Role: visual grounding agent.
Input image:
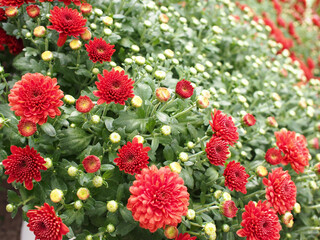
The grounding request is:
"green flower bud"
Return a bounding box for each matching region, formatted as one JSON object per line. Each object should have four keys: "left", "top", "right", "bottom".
{"left": 107, "top": 200, "right": 118, "bottom": 212}
{"left": 6, "top": 204, "right": 14, "bottom": 213}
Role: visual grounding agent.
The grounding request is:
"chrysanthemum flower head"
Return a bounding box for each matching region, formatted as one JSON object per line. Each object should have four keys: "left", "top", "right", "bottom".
{"left": 93, "top": 69, "right": 135, "bottom": 105}
{"left": 2, "top": 145, "right": 47, "bottom": 190}
{"left": 85, "top": 37, "right": 115, "bottom": 63}
{"left": 26, "top": 5, "right": 40, "bottom": 18}
{"left": 221, "top": 200, "right": 238, "bottom": 218}
{"left": 175, "top": 79, "right": 194, "bottom": 99}
{"left": 127, "top": 165, "right": 189, "bottom": 232}
{"left": 223, "top": 161, "right": 249, "bottom": 194}
{"left": 237, "top": 201, "right": 281, "bottom": 240}
{"left": 275, "top": 129, "right": 309, "bottom": 173}
{"left": 17, "top": 119, "right": 37, "bottom": 137}
{"left": 263, "top": 167, "right": 296, "bottom": 215}
{"left": 48, "top": 6, "right": 87, "bottom": 47}
{"left": 58, "top": 0, "right": 82, "bottom": 6}
{"left": 205, "top": 135, "right": 230, "bottom": 166}
{"left": 265, "top": 147, "right": 283, "bottom": 165}
{"left": 0, "top": 0, "right": 34, "bottom": 7}
{"left": 114, "top": 137, "right": 151, "bottom": 175}
{"left": 242, "top": 113, "right": 256, "bottom": 126}
{"left": 82, "top": 155, "right": 101, "bottom": 173}
{"left": 175, "top": 233, "right": 197, "bottom": 240}
{"left": 27, "top": 203, "right": 69, "bottom": 240}
{"left": 210, "top": 109, "right": 239, "bottom": 146}
{"left": 76, "top": 95, "right": 94, "bottom": 113}
{"left": 8, "top": 73, "right": 64, "bottom": 125}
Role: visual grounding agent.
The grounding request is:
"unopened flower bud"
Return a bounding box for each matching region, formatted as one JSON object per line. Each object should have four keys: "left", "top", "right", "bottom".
{"left": 50, "top": 189, "right": 64, "bottom": 203}
{"left": 92, "top": 68, "right": 100, "bottom": 75}
{"left": 131, "top": 96, "right": 143, "bottom": 108}
{"left": 131, "top": 45, "right": 140, "bottom": 53}
{"left": 106, "top": 224, "right": 115, "bottom": 233}
{"left": 197, "top": 96, "right": 209, "bottom": 109}
{"left": 110, "top": 132, "right": 121, "bottom": 143}
{"left": 91, "top": 115, "right": 100, "bottom": 124}
{"left": 5, "top": 7, "right": 18, "bottom": 17}
{"left": 64, "top": 94, "right": 75, "bottom": 105}
{"left": 67, "top": 166, "right": 78, "bottom": 177}
{"left": 41, "top": 51, "right": 53, "bottom": 61}
{"left": 309, "top": 180, "right": 318, "bottom": 190}
{"left": 74, "top": 200, "right": 83, "bottom": 210}
{"left": 208, "top": 232, "right": 217, "bottom": 240}
{"left": 169, "top": 162, "right": 182, "bottom": 174}
{"left": 44, "top": 158, "right": 53, "bottom": 169}
{"left": 33, "top": 26, "right": 46, "bottom": 37}
{"left": 90, "top": 23, "right": 97, "bottom": 30}
{"left": 164, "top": 226, "right": 178, "bottom": 239}
{"left": 80, "top": 3, "right": 92, "bottom": 15}
{"left": 222, "top": 224, "right": 230, "bottom": 232}
{"left": 164, "top": 49, "right": 174, "bottom": 59}
{"left": 187, "top": 141, "right": 195, "bottom": 149}
{"left": 77, "top": 187, "right": 90, "bottom": 200}
{"left": 293, "top": 202, "right": 301, "bottom": 213}
{"left": 214, "top": 190, "right": 222, "bottom": 199}
{"left": 135, "top": 56, "right": 145, "bottom": 65}
{"left": 91, "top": 176, "right": 103, "bottom": 187}
{"left": 271, "top": 93, "right": 281, "bottom": 101}
{"left": 156, "top": 87, "right": 170, "bottom": 102}
{"left": 6, "top": 204, "right": 14, "bottom": 213}
{"left": 179, "top": 152, "right": 189, "bottom": 162}
{"left": 107, "top": 200, "right": 118, "bottom": 212}
{"left": 186, "top": 209, "right": 196, "bottom": 220}
{"left": 155, "top": 70, "right": 166, "bottom": 80}
{"left": 161, "top": 125, "right": 171, "bottom": 135}
{"left": 266, "top": 116, "right": 278, "bottom": 128}
{"left": 204, "top": 222, "right": 216, "bottom": 236}
{"left": 103, "top": 16, "right": 113, "bottom": 26}
{"left": 80, "top": 29, "right": 92, "bottom": 41}
{"left": 222, "top": 192, "right": 231, "bottom": 201}
{"left": 133, "top": 135, "right": 144, "bottom": 144}
{"left": 256, "top": 166, "right": 268, "bottom": 177}
{"left": 144, "top": 20, "right": 152, "bottom": 27}
{"left": 69, "top": 39, "right": 82, "bottom": 50}
{"left": 86, "top": 235, "right": 93, "bottom": 240}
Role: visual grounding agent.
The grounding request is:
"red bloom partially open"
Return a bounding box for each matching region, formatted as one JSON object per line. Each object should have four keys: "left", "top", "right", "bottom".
{"left": 114, "top": 138, "right": 151, "bottom": 175}
{"left": 210, "top": 109, "right": 239, "bottom": 146}
{"left": 85, "top": 37, "right": 115, "bottom": 63}
{"left": 223, "top": 161, "right": 249, "bottom": 194}
{"left": 275, "top": 129, "right": 309, "bottom": 173}
{"left": 263, "top": 167, "right": 296, "bottom": 215}
{"left": 127, "top": 166, "right": 189, "bottom": 232}
{"left": 18, "top": 119, "right": 37, "bottom": 137}
{"left": 76, "top": 95, "right": 94, "bottom": 113}
{"left": 175, "top": 79, "right": 194, "bottom": 99}
{"left": 82, "top": 155, "right": 101, "bottom": 173}
{"left": 27, "top": 203, "right": 69, "bottom": 240}
{"left": 242, "top": 113, "right": 256, "bottom": 126}
{"left": 205, "top": 135, "right": 230, "bottom": 166}
{"left": 2, "top": 145, "right": 47, "bottom": 190}
{"left": 58, "top": 0, "right": 82, "bottom": 5}
{"left": 8, "top": 73, "right": 64, "bottom": 125}
{"left": 222, "top": 200, "right": 238, "bottom": 218}
{"left": 0, "top": 0, "right": 34, "bottom": 7}
{"left": 48, "top": 6, "right": 87, "bottom": 47}
{"left": 237, "top": 201, "right": 281, "bottom": 240}
{"left": 26, "top": 5, "right": 40, "bottom": 18}
{"left": 94, "top": 69, "right": 135, "bottom": 105}
{"left": 265, "top": 147, "right": 283, "bottom": 165}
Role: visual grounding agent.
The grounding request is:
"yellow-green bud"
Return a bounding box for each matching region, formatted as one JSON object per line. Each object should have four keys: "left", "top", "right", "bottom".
{"left": 222, "top": 224, "right": 230, "bottom": 232}
{"left": 64, "top": 94, "right": 75, "bottom": 105}
{"left": 44, "top": 158, "right": 53, "bottom": 169}
{"left": 133, "top": 135, "right": 144, "bottom": 144}
{"left": 161, "top": 125, "right": 171, "bottom": 135}
{"left": 77, "top": 187, "right": 90, "bottom": 200}
{"left": 74, "top": 200, "right": 83, "bottom": 210}
{"left": 110, "top": 132, "right": 121, "bottom": 143}
{"left": 93, "top": 176, "right": 103, "bottom": 188}
{"left": 6, "top": 204, "right": 14, "bottom": 213}
{"left": 293, "top": 202, "right": 301, "bottom": 214}
{"left": 69, "top": 39, "right": 82, "bottom": 50}
{"left": 107, "top": 200, "right": 118, "bottom": 212}
{"left": 106, "top": 224, "right": 115, "bottom": 233}
{"left": 164, "top": 49, "right": 174, "bottom": 59}
{"left": 131, "top": 96, "right": 143, "bottom": 108}
{"left": 169, "top": 162, "right": 182, "bottom": 174}
{"left": 41, "top": 51, "right": 53, "bottom": 61}
{"left": 67, "top": 166, "right": 78, "bottom": 177}
{"left": 33, "top": 26, "right": 46, "bottom": 37}
{"left": 222, "top": 192, "right": 231, "bottom": 201}
{"left": 86, "top": 235, "right": 93, "bottom": 240}
{"left": 92, "top": 68, "right": 100, "bottom": 75}
{"left": 155, "top": 70, "right": 166, "bottom": 80}
{"left": 135, "top": 56, "right": 146, "bottom": 65}
{"left": 91, "top": 115, "right": 100, "bottom": 124}
{"left": 187, "top": 141, "right": 195, "bottom": 149}
{"left": 103, "top": 16, "right": 113, "bottom": 26}
{"left": 186, "top": 209, "right": 195, "bottom": 220}
{"left": 131, "top": 45, "right": 140, "bottom": 53}
{"left": 214, "top": 190, "right": 222, "bottom": 199}
{"left": 204, "top": 222, "right": 216, "bottom": 236}
{"left": 179, "top": 152, "right": 189, "bottom": 162}
{"left": 50, "top": 189, "right": 64, "bottom": 203}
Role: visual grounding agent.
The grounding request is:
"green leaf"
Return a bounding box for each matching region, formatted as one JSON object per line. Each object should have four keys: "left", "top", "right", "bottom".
{"left": 205, "top": 167, "right": 219, "bottom": 183}
{"left": 156, "top": 112, "right": 170, "bottom": 124}
{"left": 100, "top": 164, "right": 115, "bottom": 171}
{"left": 163, "top": 145, "right": 174, "bottom": 161}
{"left": 115, "top": 222, "right": 137, "bottom": 236}
{"left": 41, "top": 123, "right": 56, "bottom": 137}
{"left": 7, "top": 190, "right": 21, "bottom": 205}
{"left": 180, "top": 168, "right": 194, "bottom": 189}
{"left": 104, "top": 117, "right": 114, "bottom": 131}
{"left": 120, "top": 206, "right": 135, "bottom": 223}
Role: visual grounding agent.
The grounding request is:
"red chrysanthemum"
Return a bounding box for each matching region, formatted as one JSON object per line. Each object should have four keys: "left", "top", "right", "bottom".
{"left": 175, "top": 233, "right": 197, "bottom": 240}
{"left": 265, "top": 147, "right": 283, "bottom": 165}
{"left": 76, "top": 95, "right": 94, "bottom": 113}
{"left": 2, "top": 145, "right": 47, "bottom": 190}
{"left": 205, "top": 135, "right": 230, "bottom": 166}
{"left": 175, "top": 79, "right": 194, "bottom": 99}
{"left": 39, "top": 0, "right": 54, "bottom": 2}
{"left": 58, "top": 0, "right": 82, "bottom": 6}
{"left": 114, "top": 138, "right": 151, "bottom": 175}
{"left": 275, "top": 129, "right": 309, "bottom": 174}
{"left": 223, "top": 161, "right": 249, "bottom": 194}
{"left": 210, "top": 109, "right": 239, "bottom": 146}
{"left": 0, "top": 0, "right": 34, "bottom": 7}
{"left": 48, "top": 6, "right": 87, "bottom": 47}
{"left": 127, "top": 166, "right": 190, "bottom": 232}
{"left": 222, "top": 200, "right": 238, "bottom": 218}
{"left": 8, "top": 73, "right": 64, "bottom": 125}
{"left": 82, "top": 155, "right": 101, "bottom": 173}
{"left": 85, "top": 37, "right": 115, "bottom": 63}
{"left": 0, "top": 8, "right": 7, "bottom": 21}
{"left": 263, "top": 167, "right": 296, "bottom": 215}
{"left": 93, "top": 69, "right": 135, "bottom": 105}
{"left": 18, "top": 119, "right": 37, "bottom": 137}
{"left": 27, "top": 203, "right": 69, "bottom": 240}
{"left": 0, "top": 27, "right": 8, "bottom": 45}
{"left": 26, "top": 5, "right": 40, "bottom": 18}
{"left": 237, "top": 201, "right": 281, "bottom": 240}
{"left": 242, "top": 113, "right": 256, "bottom": 126}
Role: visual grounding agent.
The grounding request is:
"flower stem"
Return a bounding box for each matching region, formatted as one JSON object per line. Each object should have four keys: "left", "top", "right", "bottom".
{"left": 305, "top": 204, "right": 320, "bottom": 209}
{"left": 158, "top": 95, "right": 176, "bottom": 112}
{"left": 189, "top": 151, "right": 205, "bottom": 159}
{"left": 189, "top": 222, "right": 202, "bottom": 228}
{"left": 196, "top": 205, "right": 219, "bottom": 214}
{"left": 243, "top": 189, "right": 265, "bottom": 200}
{"left": 295, "top": 227, "right": 320, "bottom": 233}
{"left": 172, "top": 103, "right": 196, "bottom": 118}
